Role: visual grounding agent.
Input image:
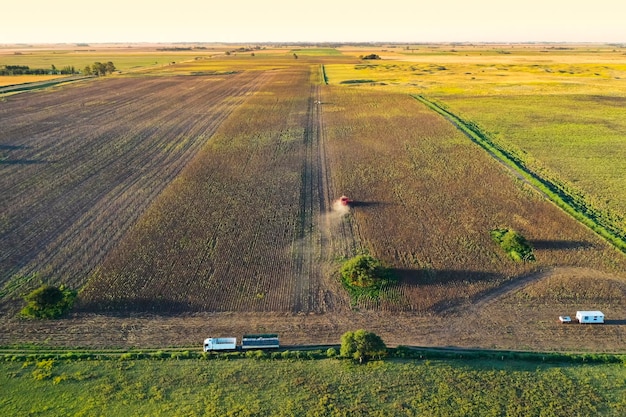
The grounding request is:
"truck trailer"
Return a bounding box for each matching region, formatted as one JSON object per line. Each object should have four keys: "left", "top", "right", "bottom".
{"left": 241, "top": 334, "right": 280, "bottom": 350}
{"left": 203, "top": 337, "right": 238, "bottom": 352}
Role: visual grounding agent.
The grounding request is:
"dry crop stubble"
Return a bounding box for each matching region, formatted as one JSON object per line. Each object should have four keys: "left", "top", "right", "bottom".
{"left": 0, "top": 72, "right": 268, "bottom": 308}
{"left": 78, "top": 65, "right": 349, "bottom": 313}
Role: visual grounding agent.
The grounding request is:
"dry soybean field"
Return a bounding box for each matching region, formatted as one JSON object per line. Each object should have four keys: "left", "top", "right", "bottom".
{"left": 1, "top": 47, "right": 626, "bottom": 352}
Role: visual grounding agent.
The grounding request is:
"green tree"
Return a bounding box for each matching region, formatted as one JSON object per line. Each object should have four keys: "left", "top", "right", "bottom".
{"left": 340, "top": 330, "right": 387, "bottom": 363}
{"left": 490, "top": 228, "right": 535, "bottom": 262}
{"left": 20, "top": 284, "right": 77, "bottom": 319}
{"left": 92, "top": 62, "right": 107, "bottom": 76}
{"left": 340, "top": 254, "right": 389, "bottom": 288}
{"left": 105, "top": 61, "right": 116, "bottom": 74}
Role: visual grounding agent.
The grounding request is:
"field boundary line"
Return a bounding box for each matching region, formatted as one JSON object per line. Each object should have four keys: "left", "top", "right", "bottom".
{"left": 412, "top": 94, "right": 626, "bottom": 255}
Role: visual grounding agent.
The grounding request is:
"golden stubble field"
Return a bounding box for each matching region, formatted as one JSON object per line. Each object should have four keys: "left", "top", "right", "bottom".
{"left": 1, "top": 47, "right": 625, "bottom": 352}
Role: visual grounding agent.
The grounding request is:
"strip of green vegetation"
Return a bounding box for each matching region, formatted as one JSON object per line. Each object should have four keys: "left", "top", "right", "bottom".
{"left": 340, "top": 79, "right": 376, "bottom": 84}
{"left": 2, "top": 350, "right": 626, "bottom": 416}
{"left": 413, "top": 95, "right": 626, "bottom": 254}
{"left": 320, "top": 64, "right": 328, "bottom": 85}
{"left": 3, "top": 345, "right": 626, "bottom": 365}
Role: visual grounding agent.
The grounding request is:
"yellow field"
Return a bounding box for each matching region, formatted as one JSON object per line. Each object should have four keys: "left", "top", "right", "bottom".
{"left": 0, "top": 74, "right": 65, "bottom": 87}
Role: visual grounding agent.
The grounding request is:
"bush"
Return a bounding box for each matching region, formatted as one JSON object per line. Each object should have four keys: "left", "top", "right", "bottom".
{"left": 340, "top": 330, "right": 387, "bottom": 363}
{"left": 340, "top": 255, "right": 392, "bottom": 288}
{"left": 339, "top": 255, "right": 396, "bottom": 302}
{"left": 20, "top": 284, "right": 77, "bottom": 319}
{"left": 490, "top": 228, "right": 535, "bottom": 262}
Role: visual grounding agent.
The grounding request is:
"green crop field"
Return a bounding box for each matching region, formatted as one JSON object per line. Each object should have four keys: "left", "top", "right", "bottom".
{"left": 2, "top": 355, "right": 626, "bottom": 416}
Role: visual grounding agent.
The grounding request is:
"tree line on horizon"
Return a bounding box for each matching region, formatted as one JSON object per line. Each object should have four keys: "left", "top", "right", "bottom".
{"left": 0, "top": 62, "right": 116, "bottom": 77}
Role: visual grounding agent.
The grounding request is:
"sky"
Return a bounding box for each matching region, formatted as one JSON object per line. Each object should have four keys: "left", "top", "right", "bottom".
{"left": 2, "top": 0, "right": 625, "bottom": 44}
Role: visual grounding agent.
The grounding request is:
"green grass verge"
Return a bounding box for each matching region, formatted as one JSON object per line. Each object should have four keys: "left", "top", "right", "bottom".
{"left": 2, "top": 348, "right": 626, "bottom": 416}
{"left": 413, "top": 94, "right": 626, "bottom": 254}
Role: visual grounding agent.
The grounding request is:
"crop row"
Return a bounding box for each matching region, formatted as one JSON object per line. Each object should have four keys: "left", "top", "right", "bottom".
{"left": 0, "top": 72, "right": 268, "bottom": 301}
{"left": 78, "top": 66, "right": 338, "bottom": 313}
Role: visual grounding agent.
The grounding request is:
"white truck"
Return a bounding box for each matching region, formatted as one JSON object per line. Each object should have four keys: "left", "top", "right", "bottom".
{"left": 203, "top": 337, "right": 237, "bottom": 352}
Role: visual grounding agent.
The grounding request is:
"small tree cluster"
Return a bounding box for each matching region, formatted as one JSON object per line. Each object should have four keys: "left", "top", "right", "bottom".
{"left": 20, "top": 284, "right": 77, "bottom": 319}
{"left": 1, "top": 65, "right": 77, "bottom": 76}
{"left": 83, "top": 61, "right": 116, "bottom": 76}
{"left": 340, "top": 330, "right": 387, "bottom": 363}
{"left": 360, "top": 54, "right": 381, "bottom": 60}
{"left": 490, "top": 228, "right": 536, "bottom": 262}
{"left": 340, "top": 254, "right": 393, "bottom": 288}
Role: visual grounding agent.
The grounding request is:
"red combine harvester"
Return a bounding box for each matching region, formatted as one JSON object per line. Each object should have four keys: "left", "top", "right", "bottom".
{"left": 339, "top": 196, "right": 353, "bottom": 206}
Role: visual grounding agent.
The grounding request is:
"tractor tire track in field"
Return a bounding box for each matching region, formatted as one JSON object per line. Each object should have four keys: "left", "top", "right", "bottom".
{"left": 293, "top": 74, "right": 359, "bottom": 313}
{"left": 293, "top": 83, "right": 325, "bottom": 313}
{"left": 0, "top": 72, "right": 268, "bottom": 297}
{"left": 314, "top": 77, "right": 360, "bottom": 311}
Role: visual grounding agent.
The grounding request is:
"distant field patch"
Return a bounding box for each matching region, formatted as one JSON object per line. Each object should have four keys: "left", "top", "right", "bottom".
{"left": 0, "top": 75, "right": 64, "bottom": 87}
{"left": 291, "top": 48, "right": 343, "bottom": 56}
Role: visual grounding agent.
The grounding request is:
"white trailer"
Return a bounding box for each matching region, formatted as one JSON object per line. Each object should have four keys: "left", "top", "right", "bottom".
{"left": 203, "top": 337, "right": 237, "bottom": 352}
{"left": 575, "top": 311, "right": 605, "bottom": 324}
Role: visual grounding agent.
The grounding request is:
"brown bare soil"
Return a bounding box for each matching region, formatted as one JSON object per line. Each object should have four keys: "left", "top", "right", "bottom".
{"left": 2, "top": 267, "right": 626, "bottom": 352}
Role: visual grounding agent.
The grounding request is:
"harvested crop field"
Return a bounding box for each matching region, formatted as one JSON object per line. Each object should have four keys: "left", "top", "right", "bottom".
{"left": 0, "top": 72, "right": 269, "bottom": 304}
{"left": 76, "top": 65, "right": 353, "bottom": 313}
{"left": 1, "top": 52, "right": 626, "bottom": 352}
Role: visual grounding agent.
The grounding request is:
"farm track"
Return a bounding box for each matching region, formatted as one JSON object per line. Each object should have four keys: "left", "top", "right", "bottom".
{"left": 292, "top": 84, "right": 319, "bottom": 312}
{"left": 0, "top": 72, "right": 269, "bottom": 297}
{"left": 293, "top": 78, "right": 358, "bottom": 313}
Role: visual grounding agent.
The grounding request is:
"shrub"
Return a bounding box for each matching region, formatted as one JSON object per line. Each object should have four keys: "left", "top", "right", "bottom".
{"left": 20, "top": 284, "right": 77, "bottom": 319}
{"left": 490, "top": 228, "right": 535, "bottom": 262}
{"left": 339, "top": 255, "right": 396, "bottom": 302}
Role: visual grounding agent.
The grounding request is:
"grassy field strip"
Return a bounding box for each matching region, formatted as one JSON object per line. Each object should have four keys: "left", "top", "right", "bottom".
{"left": 413, "top": 94, "right": 626, "bottom": 255}
{"left": 1, "top": 354, "right": 624, "bottom": 416}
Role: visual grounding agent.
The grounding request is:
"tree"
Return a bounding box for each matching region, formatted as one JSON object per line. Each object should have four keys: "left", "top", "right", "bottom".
{"left": 83, "top": 65, "right": 92, "bottom": 75}
{"left": 340, "top": 254, "right": 389, "bottom": 288}
{"left": 20, "top": 284, "right": 77, "bottom": 319}
{"left": 490, "top": 228, "right": 535, "bottom": 262}
{"left": 340, "top": 330, "right": 387, "bottom": 363}
{"left": 105, "top": 61, "right": 116, "bottom": 74}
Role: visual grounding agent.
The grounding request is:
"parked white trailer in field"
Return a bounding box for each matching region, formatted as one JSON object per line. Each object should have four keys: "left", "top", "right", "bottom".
{"left": 576, "top": 311, "right": 605, "bottom": 324}
{"left": 204, "top": 337, "right": 237, "bottom": 351}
